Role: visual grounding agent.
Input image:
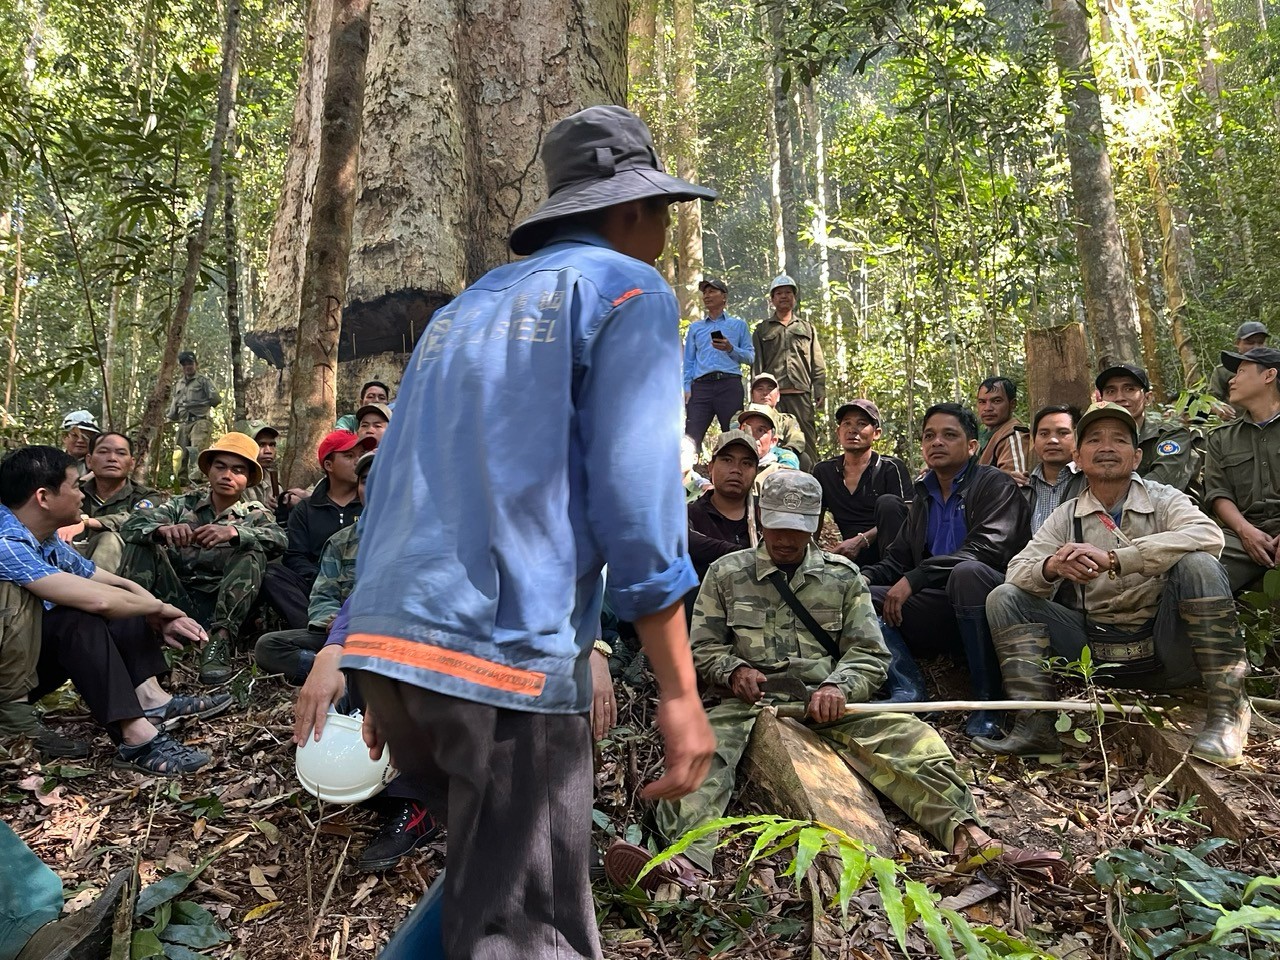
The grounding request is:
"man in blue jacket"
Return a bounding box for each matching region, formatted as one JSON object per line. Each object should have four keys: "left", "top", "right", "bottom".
{"left": 342, "top": 106, "right": 717, "bottom": 959}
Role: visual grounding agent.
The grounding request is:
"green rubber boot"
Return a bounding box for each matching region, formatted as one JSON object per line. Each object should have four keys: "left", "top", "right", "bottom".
{"left": 971, "top": 625, "right": 1063, "bottom": 762}
{"left": 1184, "top": 598, "right": 1250, "bottom": 766}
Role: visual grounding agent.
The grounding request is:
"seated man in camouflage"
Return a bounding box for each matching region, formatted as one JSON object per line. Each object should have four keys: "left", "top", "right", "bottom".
{"left": 976, "top": 403, "right": 1248, "bottom": 766}
{"left": 57, "top": 432, "right": 163, "bottom": 574}
{"left": 121, "top": 433, "right": 286, "bottom": 685}
{"left": 735, "top": 404, "right": 798, "bottom": 494}
{"left": 748, "top": 373, "right": 806, "bottom": 466}
{"left": 241, "top": 421, "right": 283, "bottom": 516}
{"left": 255, "top": 449, "right": 371, "bottom": 683}
{"left": 605, "top": 471, "right": 1005, "bottom": 889}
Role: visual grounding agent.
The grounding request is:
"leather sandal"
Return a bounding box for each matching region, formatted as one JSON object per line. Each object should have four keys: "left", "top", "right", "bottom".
{"left": 604, "top": 840, "right": 703, "bottom": 894}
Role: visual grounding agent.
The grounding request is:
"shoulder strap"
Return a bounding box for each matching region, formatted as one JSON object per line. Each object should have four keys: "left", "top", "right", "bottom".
{"left": 764, "top": 570, "right": 841, "bottom": 661}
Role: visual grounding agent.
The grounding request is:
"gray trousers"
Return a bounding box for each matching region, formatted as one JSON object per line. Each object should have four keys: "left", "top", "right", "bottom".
{"left": 354, "top": 673, "right": 600, "bottom": 960}
{"left": 254, "top": 628, "right": 324, "bottom": 680}
{"left": 985, "top": 552, "right": 1230, "bottom": 689}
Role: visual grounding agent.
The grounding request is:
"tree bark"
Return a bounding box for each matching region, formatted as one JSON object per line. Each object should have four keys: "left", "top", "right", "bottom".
{"left": 1046, "top": 0, "right": 1141, "bottom": 368}
{"left": 4, "top": 203, "right": 21, "bottom": 418}
{"left": 279, "top": 0, "right": 370, "bottom": 489}
{"left": 672, "top": 0, "right": 703, "bottom": 319}
{"left": 225, "top": 150, "right": 247, "bottom": 423}
{"left": 132, "top": 0, "right": 241, "bottom": 478}
{"left": 802, "top": 81, "right": 832, "bottom": 335}
{"left": 1125, "top": 228, "right": 1165, "bottom": 399}
{"left": 767, "top": 1, "right": 800, "bottom": 276}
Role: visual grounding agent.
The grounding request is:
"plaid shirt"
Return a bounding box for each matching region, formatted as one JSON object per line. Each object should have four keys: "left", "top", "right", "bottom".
{"left": 0, "top": 505, "right": 96, "bottom": 609}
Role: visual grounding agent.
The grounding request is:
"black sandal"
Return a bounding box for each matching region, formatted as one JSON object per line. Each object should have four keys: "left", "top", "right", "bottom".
{"left": 113, "top": 733, "right": 210, "bottom": 775}
{"left": 142, "top": 693, "right": 232, "bottom": 731}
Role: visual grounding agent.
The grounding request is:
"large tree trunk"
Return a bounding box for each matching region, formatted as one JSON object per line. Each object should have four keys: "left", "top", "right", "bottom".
{"left": 279, "top": 0, "right": 370, "bottom": 489}
{"left": 1046, "top": 0, "right": 1140, "bottom": 368}
{"left": 672, "top": 0, "right": 703, "bottom": 319}
{"left": 133, "top": 0, "right": 240, "bottom": 478}
{"left": 1125, "top": 228, "right": 1166, "bottom": 399}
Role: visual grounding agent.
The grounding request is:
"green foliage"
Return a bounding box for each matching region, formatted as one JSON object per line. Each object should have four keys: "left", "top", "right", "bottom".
{"left": 1237, "top": 567, "right": 1280, "bottom": 667}
{"left": 1095, "top": 838, "right": 1280, "bottom": 959}
{"left": 641, "top": 814, "right": 1052, "bottom": 957}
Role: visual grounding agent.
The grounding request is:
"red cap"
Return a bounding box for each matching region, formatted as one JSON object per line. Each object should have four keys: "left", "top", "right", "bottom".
{"left": 317, "top": 430, "right": 376, "bottom": 466}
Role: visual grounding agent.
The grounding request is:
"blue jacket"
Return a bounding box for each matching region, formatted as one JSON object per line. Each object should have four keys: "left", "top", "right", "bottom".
{"left": 682, "top": 315, "right": 753, "bottom": 391}
{"left": 342, "top": 231, "right": 698, "bottom": 714}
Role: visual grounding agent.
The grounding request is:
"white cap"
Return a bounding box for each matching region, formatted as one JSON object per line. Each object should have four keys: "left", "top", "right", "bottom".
{"left": 61, "top": 410, "right": 101, "bottom": 434}
{"left": 768, "top": 274, "right": 798, "bottom": 296}
{"left": 295, "top": 712, "right": 397, "bottom": 804}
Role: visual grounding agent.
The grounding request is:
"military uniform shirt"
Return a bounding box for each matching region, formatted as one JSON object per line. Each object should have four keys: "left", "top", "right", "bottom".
{"left": 1136, "top": 412, "right": 1196, "bottom": 492}
{"left": 1204, "top": 413, "right": 1280, "bottom": 527}
{"left": 166, "top": 373, "right": 222, "bottom": 420}
{"left": 691, "top": 542, "right": 888, "bottom": 702}
{"left": 309, "top": 522, "right": 360, "bottom": 629}
{"left": 751, "top": 315, "right": 827, "bottom": 402}
{"left": 79, "top": 478, "right": 164, "bottom": 533}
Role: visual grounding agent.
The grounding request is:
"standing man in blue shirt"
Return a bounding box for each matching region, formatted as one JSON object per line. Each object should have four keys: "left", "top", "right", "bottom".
{"left": 342, "top": 106, "right": 716, "bottom": 960}
{"left": 683, "top": 278, "right": 753, "bottom": 451}
{"left": 861, "top": 403, "right": 1030, "bottom": 737}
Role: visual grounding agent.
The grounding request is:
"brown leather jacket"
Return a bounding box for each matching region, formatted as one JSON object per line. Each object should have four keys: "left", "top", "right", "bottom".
{"left": 977, "top": 417, "right": 1030, "bottom": 477}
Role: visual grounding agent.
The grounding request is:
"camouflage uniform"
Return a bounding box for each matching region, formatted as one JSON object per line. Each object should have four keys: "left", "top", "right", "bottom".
{"left": 253, "top": 520, "right": 359, "bottom": 678}
{"left": 119, "top": 492, "right": 284, "bottom": 640}
{"left": 71, "top": 477, "right": 164, "bottom": 574}
{"left": 655, "top": 542, "right": 981, "bottom": 871}
{"left": 166, "top": 372, "right": 222, "bottom": 484}
{"left": 772, "top": 408, "right": 806, "bottom": 463}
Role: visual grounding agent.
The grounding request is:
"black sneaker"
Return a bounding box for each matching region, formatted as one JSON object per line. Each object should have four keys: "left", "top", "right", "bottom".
{"left": 198, "top": 632, "right": 233, "bottom": 685}
{"left": 0, "top": 701, "right": 90, "bottom": 759}
{"left": 357, "top": 800, "right": 440, "bottom": 872}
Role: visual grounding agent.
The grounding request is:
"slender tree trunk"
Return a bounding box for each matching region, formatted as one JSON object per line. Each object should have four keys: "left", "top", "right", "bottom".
{"left": 672, "top": 0, "right": 703, "bottom": 319}
{"left": 133, "top": 0, "right": 240, "bottom": 478}
{"left": 1046, "top": 0, "right": 1141, "bottom": 368}
{"left": 4, "top": 204, "right": 21, "bottom": 417}
{"left": 766, "top": 104, "right": 786, "bottom": 273}
{"left": 628, "top": 0, "right": 657, "bottom": 116}
{"left": 802, "top": 81, "right": 832, "bottom": 332}
{"left": 225, "top": 155, "right": 246, "bottom": 422}
{"left": 103, "top": 242, "right": 124, "bottom": 426}
{"left": 767, "top": 2, "right": 799, "bottom": 276}
{"left": 1125, "top": 228, "right": 1165, "bottom": 399}
{"left": 279, "top": 0, "right": 370, "bottom": 488}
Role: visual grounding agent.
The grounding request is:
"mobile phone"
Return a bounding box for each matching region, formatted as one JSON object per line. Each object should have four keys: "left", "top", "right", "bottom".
{"left": 711, "top": 330, "right": 725, "bottom": 340}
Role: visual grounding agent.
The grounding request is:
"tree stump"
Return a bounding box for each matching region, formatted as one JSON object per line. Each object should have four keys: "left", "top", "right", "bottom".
{"left": 1026, "top": 322, "right": 1093, "bottom": 415}
{"left": 741, "top": 710, "right": 897, "bottom": 856}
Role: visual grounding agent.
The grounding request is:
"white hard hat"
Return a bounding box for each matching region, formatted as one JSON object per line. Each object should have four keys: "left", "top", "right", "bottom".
{"left": 768, "top": 274, "right": 797, "bottom": 296}
{"left": 295, "top": 712, "right": 397, "bottom": 804}
{"left": 61, "top": 410, "right": 101, "bottom": 433}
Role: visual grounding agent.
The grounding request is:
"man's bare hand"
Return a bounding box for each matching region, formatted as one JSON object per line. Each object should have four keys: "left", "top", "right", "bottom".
{"left": 192, "top": 524, "right": 237, "bottom": 548}
{"left": 1050, "top": 542, "right": 1111, "bottom": 583}
{"left": 833, "top": 537, "right": 865, "bottom": 561}
{"left": 881, "top": 577, "right": 913, "bottom": 627}
{"left": 1009, "top": 470, "right": 1030, "bottom": 488}
{"left": 157, "top": 524, "right": 195, "bottom": 548}
{"left": 1237, "top": 523, "right": 1277, "bottom": 569}
{"left": 642, "top": 691, "right": 715, "bottom": 801}
{"left": 293, "top": 645, "right": 346, "bottom": 745}
{"left": 362, "top": 707, "right": 386, "bottom": 762}
{"left": 711, "top": 336, "right": 733, "bottom": 352}
{"left": 807, "top": 684, "right": 846, "bottom": 724}
{"left": 728, "top": 665, "right": 769, "bottom": 704}
{"left": 589, "top": 649, "right": 617, "bottom": 741}
{"left": 57, "top": 521, "right": 86, "bottom": 543}
{"left": 159, "top": 616, "right": 207, "bottom": 650}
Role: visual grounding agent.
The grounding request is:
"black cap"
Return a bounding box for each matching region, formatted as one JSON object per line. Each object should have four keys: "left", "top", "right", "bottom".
{"left": 1235, "top": 321, "right": 1270, "bottom": 341}
{"left": 178, "top": 351, "right": 196, "bottom": 364}
{"left": 1095, "top": 363, "right": 1150, "bottom": 392}
{"left": 1221, "top": 346, "right": 1280, "bottom": 373}
{"left": 834, "top": 399, "right": 882, "bottom": 426}
{"left": 508, "top": 106, "right": 718, "bottom": 256}
{"left": 698, "top": 278, "right": 728, "bottom": 295}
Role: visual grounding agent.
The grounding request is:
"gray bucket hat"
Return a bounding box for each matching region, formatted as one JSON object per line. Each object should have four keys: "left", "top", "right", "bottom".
{"left": 509, "top": 106, "right": 717, "bottom": 256}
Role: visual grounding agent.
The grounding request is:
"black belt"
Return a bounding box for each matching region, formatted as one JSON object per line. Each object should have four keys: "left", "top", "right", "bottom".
{"left": 694, "top": 372, "right": 741, "bottom": 383}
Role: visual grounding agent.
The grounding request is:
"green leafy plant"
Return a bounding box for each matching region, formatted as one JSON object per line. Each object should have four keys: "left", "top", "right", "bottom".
{"left": 637, "top": 814, "right": 1054, "bottom": 958}
{"left": 1237, "top": 568, "right": 1280, "bottom": 668}
{"left": 1095, "top": 838, "right": 1280, "bottom": 959}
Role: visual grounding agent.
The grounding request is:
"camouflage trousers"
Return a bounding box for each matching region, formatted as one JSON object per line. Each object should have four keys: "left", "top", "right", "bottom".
{"left": 174, "top": 417, "right": 213, "bottom": 485}
{"left": 0, "top": 581, "right": 41, "bottom": 703}
{"left": 986, "top": 551, "right": 1237, "bottom": 690}
{"left": 73, "top": 531, "right": 125, "bottom": 575}
{"left": 120, "top": 539, "right": 266, "bottom": 640}
{"left": 654, "top": 699, "right": 981, "bottom": 872}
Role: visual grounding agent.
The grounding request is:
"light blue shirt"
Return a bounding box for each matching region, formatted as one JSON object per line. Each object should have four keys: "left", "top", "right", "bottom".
{"left": 0, "top": 506, "right": 96, "bottom": 609}
{"left": 682, "top": 315, "right": 753, "bottom": 391}
{"left": 343, "top": 230, "right": 698, "bottom": 714}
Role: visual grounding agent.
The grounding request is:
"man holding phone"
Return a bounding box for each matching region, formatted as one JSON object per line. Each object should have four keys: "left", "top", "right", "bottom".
{"left": 683, "top": 278, "right": 754, "bottom": 451}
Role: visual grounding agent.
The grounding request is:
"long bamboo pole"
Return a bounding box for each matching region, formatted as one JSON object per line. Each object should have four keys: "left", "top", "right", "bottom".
{"left": 772, "top": 699, "right": 1162, "bottom": 719}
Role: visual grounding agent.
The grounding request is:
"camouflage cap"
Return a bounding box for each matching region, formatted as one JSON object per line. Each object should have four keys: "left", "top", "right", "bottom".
{"left": 245, "top": 419, "right": 278, "bottom": 440}
{"left": 759, "top": 471, "right": 822, "bottom": 534}
{"left": 1076, "top": 401, "right": 1138, "bottom": 446}
{"left": 711, "top": 429, "right": 759, "bottom": 461}
{"left": 736, "top": 403, "right": 778, "bottom": 432}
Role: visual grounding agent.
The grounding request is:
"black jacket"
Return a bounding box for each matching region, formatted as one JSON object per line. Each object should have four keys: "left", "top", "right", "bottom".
{"left": 284, "top": 477, "right": 362, "bottom": 585}
{"left": 687, "top": 492, "right": 750, "bottom": 581}
{"left": 862, "top": 459, "right": 1030, "bottom": 592}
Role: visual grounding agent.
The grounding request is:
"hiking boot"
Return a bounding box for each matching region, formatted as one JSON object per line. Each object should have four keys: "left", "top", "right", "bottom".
{"left": 971, "top": 626, "right": 1063, "bottom": 762}
{"left": 198, "top": 630, "right": 233, "bottom": 685}
{"left": 1185, "top": 598, "right": 1250, "bottom": 766}
{"left": 357, "top": 800, "right": 440, "bottom": 872}
{"left": 0, "top": 701, "right": 90, "bottom": 759}
{"left": 16, "top": 867, "right": 131, "bottom": 960}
